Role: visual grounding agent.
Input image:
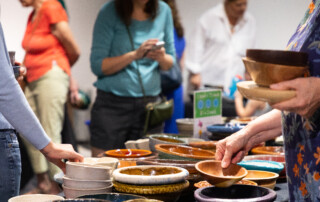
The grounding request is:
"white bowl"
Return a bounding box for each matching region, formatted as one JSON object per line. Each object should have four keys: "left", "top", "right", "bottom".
{"left": 83, "top": 157, "right": 119, "bottom": 170}
{"left": 63, "top": 184, "right": 113, "bottom": 199}
{"left": 63, "top": 176, "right": 112, "bottom": 189}
{"left": 8, "top": 194, "right": 64, "bottom": 202}
{"left": 66, "top": 161, "right": 112, "bottom": 180}
{"left": 125, "top": 139, "right": 150, "bottom": 150}
{"left": 176, "top": 118, "right": 194, "bottom": 137}
{"left": 113, "top": 165, "right": 189, "bottom": 185}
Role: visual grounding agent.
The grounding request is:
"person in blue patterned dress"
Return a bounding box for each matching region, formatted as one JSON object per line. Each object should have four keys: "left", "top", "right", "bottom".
{"left": 215, "top": 1, "right": 320, "bottom": 201}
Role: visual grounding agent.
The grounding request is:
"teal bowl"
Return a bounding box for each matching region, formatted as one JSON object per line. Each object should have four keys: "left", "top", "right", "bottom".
{"left": 237, "top": 160, "right": 284, "bottom": 174}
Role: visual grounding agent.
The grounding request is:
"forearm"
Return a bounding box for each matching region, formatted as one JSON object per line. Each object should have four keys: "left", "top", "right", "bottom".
{"left": 101, "top": 51, "right": 136, "bottom": 75}
{"left": 158, "top": 54, "right": 174, "bottom": 71}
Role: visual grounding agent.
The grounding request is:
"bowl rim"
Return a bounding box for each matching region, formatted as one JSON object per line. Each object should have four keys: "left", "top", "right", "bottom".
{"left": 105, "top": 149, "right": 152, "bottom": 158}
{"left": 244, "top": 170, "right": 279, "bottom": 181}
{"left": 76, "top": 192, "right": 147, "bottom": 200}
{"left": 62, "top": 184, "right": 113, "bottom": 191}
{"left": 242, "top": 57, "right": 309, "bottom": 69}
{"left": 149, "top": 134, "right": 187, "bottom": 144}
{"left": 66, "top": 161, "right": 112, "bottom": 170}
{"left": 195, "top": 160, "right": 248, "bottom": 179}
{"left": 155, "top": 144, "right": 215, "bottom": 159}
{"left": 63, "top": 176, "right": 112, "bottom": 183}
{"left": 251, "top": 146, "right": 285, "bottom": 155}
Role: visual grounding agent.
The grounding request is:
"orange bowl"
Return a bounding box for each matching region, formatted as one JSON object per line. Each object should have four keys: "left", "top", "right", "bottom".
{"left": 251, "top": 146, "right": 284, "bottom": 155}
{"left": 105, "top": 149, "right": 152, "bottom": 158}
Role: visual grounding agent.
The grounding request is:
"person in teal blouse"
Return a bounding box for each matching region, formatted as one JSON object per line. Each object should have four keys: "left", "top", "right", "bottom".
{"left": 89, "top": 0, "right": 175, "bottom": 156}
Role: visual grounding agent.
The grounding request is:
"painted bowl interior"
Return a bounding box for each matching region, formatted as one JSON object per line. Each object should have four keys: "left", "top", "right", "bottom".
{"left": 194, "top": 184, "right": 276, "bottom": 201}
{"left": 105, "top": 149, "right": 152, "bottom": 158}
{"left": 155, "top": 144, "right": 215, "bottom": 159}
{"left": 251, "top": 146, "right": 284, "bottom": 155}
{"left": 77, "top": 193, "right": 146, "bottom": 201}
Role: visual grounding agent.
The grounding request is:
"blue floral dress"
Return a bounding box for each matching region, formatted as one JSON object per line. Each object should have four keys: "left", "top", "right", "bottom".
{"left": 284, "top": 0, "right": 320, "bottom": 201}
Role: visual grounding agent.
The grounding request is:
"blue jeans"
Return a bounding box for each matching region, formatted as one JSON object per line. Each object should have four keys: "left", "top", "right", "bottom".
{"left": 0, "top": 130, "right": 21, "bottom": 202}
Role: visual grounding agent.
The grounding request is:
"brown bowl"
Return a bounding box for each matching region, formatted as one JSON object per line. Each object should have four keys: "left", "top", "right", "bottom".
{"left": 251, "top": 146, "right": 284, "bottom": 155}
{"left": 246, "top": 49, "right": 308, "bottom": 67}
{"left": 188, "top": 141, "right": 217, "bottom": 151}
{"left": 155, "top": 144, "right": 215, "bottom": 161}
{"left": 195, "top": 160, "right": 248, "bottom": 187}
{"left": 242, "top": 57, "right": 308, "bottom": 87}
{"left": 244, "top": 170, "right": 279, "bottom": 189}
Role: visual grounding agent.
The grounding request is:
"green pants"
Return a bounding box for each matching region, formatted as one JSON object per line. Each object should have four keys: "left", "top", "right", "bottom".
{"left": 22, "top": 65, "right": 69, "bottom": 178}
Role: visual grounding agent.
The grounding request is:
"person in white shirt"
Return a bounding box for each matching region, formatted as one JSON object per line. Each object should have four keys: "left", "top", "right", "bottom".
{"left": 185, "top": 0, "right": 256, "bottom": 116}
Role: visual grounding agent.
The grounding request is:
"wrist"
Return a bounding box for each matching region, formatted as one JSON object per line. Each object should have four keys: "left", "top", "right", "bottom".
{"left": 40, "top": 141, "right": 53, "bottom": 156}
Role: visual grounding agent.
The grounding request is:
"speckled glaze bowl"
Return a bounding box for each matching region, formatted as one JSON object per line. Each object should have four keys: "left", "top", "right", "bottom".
{"left": 195, "top": 160, "right": 248, "bottom": 188}
{"left": 112, "top": 165, "right": 189, "bottom": 185}
{"left": 194, "top": 184, "right": 276, "bottom": 202}
{"left": 155, "top": 144, "right": 215, "bottom": 161}
{"left": 148, "top": 134, "right": 187, "bottom": 152}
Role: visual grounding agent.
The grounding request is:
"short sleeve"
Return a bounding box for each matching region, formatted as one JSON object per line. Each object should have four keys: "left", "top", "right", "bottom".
{"left": 42, "top": 0, "right": 68, "bottom": 25}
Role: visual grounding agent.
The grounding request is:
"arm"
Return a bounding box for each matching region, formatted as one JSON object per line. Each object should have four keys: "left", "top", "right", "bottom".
{"left": 215, "top": 109, "right": 282, "bottom": 168}
{"left": 51, "top": 21, "right": 80, "bottom": 67}
{"left": 235, "top": 91, "right": 265, "bottom": 117}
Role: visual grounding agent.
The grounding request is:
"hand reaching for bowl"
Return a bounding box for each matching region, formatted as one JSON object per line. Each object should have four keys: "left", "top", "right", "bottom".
{"left": 270, "top": 77, "right": 320, "bottom": 118}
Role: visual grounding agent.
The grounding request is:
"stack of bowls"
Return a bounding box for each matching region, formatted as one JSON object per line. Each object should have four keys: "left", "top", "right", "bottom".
{"left": 63, "top": 157, "right": 118, "bottom": 198}
{"left": 148, "top": 134, "right": 187, "bottom": 152}
{"left": 237, "top": 49, "right": 309, "bottom": 104}
{"left": 112, "top": 165, "right": 189, "bottom": 202}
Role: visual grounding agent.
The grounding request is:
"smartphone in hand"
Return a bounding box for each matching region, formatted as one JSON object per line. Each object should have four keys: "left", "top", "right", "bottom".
{"left": 143, "top": 41, "right": 165, "bottom": 57}
{"left": 13, "top": 66, "right": 20, "bottom": 78}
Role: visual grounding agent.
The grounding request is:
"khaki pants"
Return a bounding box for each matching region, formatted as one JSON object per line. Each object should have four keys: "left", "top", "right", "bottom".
{"left": 22, "top": 65, "right": 69, "bottom": 178}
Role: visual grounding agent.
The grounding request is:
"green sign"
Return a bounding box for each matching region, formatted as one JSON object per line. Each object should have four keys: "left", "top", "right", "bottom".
{"left": 194, "top": 90, "right": 222, "bottom": 118}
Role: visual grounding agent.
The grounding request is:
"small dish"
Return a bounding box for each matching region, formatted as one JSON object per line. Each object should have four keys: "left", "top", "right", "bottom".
{"left": 244, "top": 170, "right": 279, "bottom": 189}
{"left": 251, "top": 146, "right": 285, "bottom": 155}
{"left": 112, "top": 165, "right": 189, "bottom": 185}
{"left": 237, "top": 160, "right": 284, "bottom": 174}
{"left": 237, "top": 81, "right": 296, "bottom": 104}
{"left": 195, "top": 160, "right": 248, "bottom": 187}
{"left": 207, "top": 123, "right": 245, "bottom": 140}
{"left": 155, "top": 144, "right": 215, "bottom": 161}
{"left": 105, "top": 149, "right": 152, "bottom": 158}
{"left": 77, "top": 193, "right": 146, "bottom": 201}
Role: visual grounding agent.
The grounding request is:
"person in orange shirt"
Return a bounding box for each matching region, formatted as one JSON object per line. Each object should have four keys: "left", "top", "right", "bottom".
{"left": 19, "top": 0, "right": 80, "bottom": 194}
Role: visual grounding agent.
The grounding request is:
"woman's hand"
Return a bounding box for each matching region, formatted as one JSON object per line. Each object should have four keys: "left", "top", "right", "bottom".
{"left": 270, "top": 77, "right": 320, "bottom": 118}
{"left": 190, "top": 73, "right": 201, "bottom": 89}
{"left": 134, "top": 39, "right": 158, "bottom": 60}
{"left": 145, "top": 47, "right": 166, "bottom": 62}
{"left": 40, "top": 142, "right": 83, "bottom": 173}
{"left": 17, "top": 66, "right": 27, "bottom": 82}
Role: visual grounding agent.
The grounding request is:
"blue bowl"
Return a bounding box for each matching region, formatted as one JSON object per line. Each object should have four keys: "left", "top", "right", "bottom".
{"left": 77, "top": 193, "right": 146, "bottom": 202}
{"left": 237, "top": 160, "right": 284, "bottom": 174}
{"left": 207, "top": 123, "right": 245, "bottom": 140}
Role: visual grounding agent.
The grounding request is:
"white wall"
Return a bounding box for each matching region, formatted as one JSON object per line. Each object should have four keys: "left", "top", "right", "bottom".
{"left": 0, "top": 0, "right": 310, "bottom": 141}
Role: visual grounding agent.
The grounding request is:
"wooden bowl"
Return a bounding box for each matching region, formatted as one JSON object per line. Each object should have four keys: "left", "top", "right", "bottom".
{"left": 251, "top": 146, "right": 284, "bottom": 155}
{"left": 244, "top": 170, "right": 279, "bottom": 189}
{"left": 195, "top": 160, "right": 248, "bottom": 187}
{"left": 105, "top": 149, "right": 152, "bottom": 158}
{"left": 155, "top": 144, "right": 215, "bottom": 161}
{"left": 246, "top": 49, "right": 308, "bottom": 67}
{"left": 242, "top": 57, "right": 308, "bottom": 87}
{"left": 112, "top": 165, "right": 189, "bottom": 185}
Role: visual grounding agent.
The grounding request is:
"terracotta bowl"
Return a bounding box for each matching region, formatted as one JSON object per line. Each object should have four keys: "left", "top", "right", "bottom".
{"left": 63, "top": 184, "right": 113, "bottom": 199}
{"left": 66, "top": 162, "right": 112, "bottom": 181}
{"left": 176, "top": 118, "right": 194, "bottom": 137}
{"left": 148, "top": 134, "right": 187, "bottom": 152}
{"left": 8, "top": 194, "right": 64, "bottom": 202}
{"left": 105, "top": 149, "right": 152, "bottom": 158}
{"left": 63, "top": 176, "right": 112, "bottom": 189}
{"left": 246, "top": 49, "right": 308, "bottom": 67}
{"left": 194, "top": 185, "right": 276, "bottom": 202}
{"left": 251, "top": 146, "right": 284, "bottom": 155}
{"left": 137, "top": 159, "right": 197, "bottom": 174}
{"left": 244, "top": 170, "right": 279, "bottom": 189}
{"left": 195, "top": 160, "right": 248, "bottom": 187}
{"left": 188, "top": 141, "right": 217, "bottom": 152}
{"left": 155, "top": 144, "right": 215, "bottom": 161}
{"left": 77, "top": 193, "right": 147, "bottom": 201}
{"left": 242, "top": 57, "right": 308, "bottom": 87}
{"left": 112, "top": 165, "right": 189, "bottom": 185}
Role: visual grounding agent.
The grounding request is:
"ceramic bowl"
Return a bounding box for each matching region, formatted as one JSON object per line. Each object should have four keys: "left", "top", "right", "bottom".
{"left": 229, "top": 117, "right": 256, "bottom": 124}
{"left": 188, "top": 141, "right": 217, "bottom": 152}
{"left": 125, "top": 139, "right": 150, "bottom": 150}
{"left": 66, "top": 161, "right": 112, "bottom": 181}
{"left": 246, "top": 49, "right": 308, "bottom": 67}
{"left": 194, "top": 184, "right": 277, "bottom": 202}
{"left": 176, "top": 118, "right": 194, "bottom": 137}
{"left": 207, "top": 123, "right": 245, "bottom": 141}
{"left": 8, "top": 194, "right": 64, "bottom": 202}
{"left": 244, "top": 170, "right": 279, "bottom": 189}
{"left": 148, "top": 134, "right": 187, "bottom": 152}
{"left": 105, "top": 149, "right": 152, "bottom": 158}
{"left": 77, "top": 193, "right": 146, "bottom": 201}
{"left": 242, "top": 57, "right": 308, "bottom": 87}
{"left": 63, "top": 176, "right": 112, "bottom": 189}
{"left": 251, "top": 146, "right": 284, "bottom": 155}
{"left": 53, "top": 199, "right": 110, "bottom": 202}
{"left": 113, "top": 165, "right": 189, "bottom": 185}
{"left": 137, "top": 159, "right": 197, "bottom": 174}
{"left": 155, "top": 144, "right": 215, "bottom": 161}
{"left": 63, "top": 184, "right": 113, "bottom": 199}
{"left": 195, "top": 160, "right": 248, "bottom": 187}
{"left": 243, "top": 154, "right": 286, "bottom": 177}
{"left": 83, "top": 157, "right": 119, "bottom": 170}
{"left": 237, "top": 160, "right": 284, "bottom": 174}
{"left": 194, "top": 179, "right": 257, "bottom": 189}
